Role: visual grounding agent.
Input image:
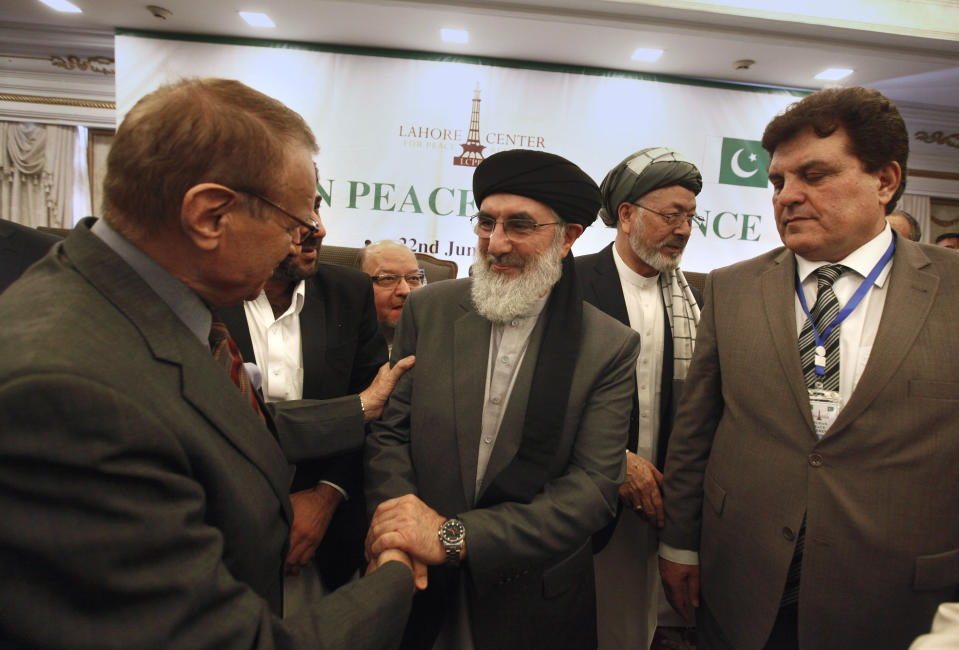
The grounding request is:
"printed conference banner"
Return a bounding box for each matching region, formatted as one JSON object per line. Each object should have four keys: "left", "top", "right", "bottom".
{"left": 116, "top": 32, "right": 804, "bottom": 275}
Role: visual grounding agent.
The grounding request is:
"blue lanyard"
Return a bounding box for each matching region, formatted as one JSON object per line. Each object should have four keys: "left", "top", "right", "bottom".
{"left": 795, "top": 234, "right": 896, "bottom": 377}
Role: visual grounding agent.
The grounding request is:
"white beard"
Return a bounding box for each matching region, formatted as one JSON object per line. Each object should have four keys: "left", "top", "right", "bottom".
{"left": 629, "top": 217, "right": 684, "bottom": 273}
{"left": 471, "top": 234, "right": 564, "bottom": 323}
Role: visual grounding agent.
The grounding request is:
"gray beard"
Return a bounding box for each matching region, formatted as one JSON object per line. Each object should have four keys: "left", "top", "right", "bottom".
{"left": 629, "top": 221, "right": 683, "bottom": 274}
{"left": 471, "top": 234, "right": 564, "bottom": 324}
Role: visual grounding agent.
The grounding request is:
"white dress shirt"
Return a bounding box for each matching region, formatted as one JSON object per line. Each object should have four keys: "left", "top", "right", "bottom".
{"left": 794, "top": 224, "right": 894, "bottom": 405}
{"left": 243, "top": 280, "right": 307, "bottom": 403}
{"left": 612, "top": 245, "right": 665, "bottom": 462}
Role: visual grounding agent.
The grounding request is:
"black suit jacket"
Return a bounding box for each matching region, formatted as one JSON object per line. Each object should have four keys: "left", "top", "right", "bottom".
{"left": 576, "top": 242, "right": 703, "bottom": 549}
{"left": 0, "top": 219, "right": 62, "bottom": 294}
{"left": 220, "top": 264, "right": 387, "bottom": 586}
{"left": 0, "top": 220, "right": 412, "bottom": 649}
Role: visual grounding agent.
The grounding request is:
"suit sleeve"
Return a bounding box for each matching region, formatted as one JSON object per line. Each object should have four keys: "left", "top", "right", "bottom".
{"left": 661, "top": 271, "right": 726, "bottom": 552}
{"left": 267, "top": 395, "right": 366, "bottom": 464}
{"left": 458, "top": 326, "right": 639, "bottom": 595}
{"left": 285, "top": 275, "right": 387, "bottom": 493}
{"left": 0, "top": 372, "right": 411, "bottom": 650}
{"left": 364, "top": 291, "right": 420, "bottom": 518}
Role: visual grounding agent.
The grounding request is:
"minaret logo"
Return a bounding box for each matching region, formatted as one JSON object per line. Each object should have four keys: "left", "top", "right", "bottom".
{"left": 453, "top": 83, "right": 486, "bottom": 167}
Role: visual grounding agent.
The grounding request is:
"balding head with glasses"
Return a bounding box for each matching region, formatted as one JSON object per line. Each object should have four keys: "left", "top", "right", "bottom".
{"left": 360, "top": 241, "right": 424, "bottom": 347}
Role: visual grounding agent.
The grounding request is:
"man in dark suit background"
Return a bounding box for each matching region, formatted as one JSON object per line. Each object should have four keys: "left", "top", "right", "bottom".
{"left": 577, "top": 147, "right": 704, "bottom": 650}
{"left": 0, "top": 78, "right": 414, "bottom": 649}
{"left": 220, "top": 195, "right": 411, "bottom": 607}
{"left": 0, "top": 217, "right": 61, "bottom": 293}
{"left": 660, "top": 87, "right": 959, "bottom": 650}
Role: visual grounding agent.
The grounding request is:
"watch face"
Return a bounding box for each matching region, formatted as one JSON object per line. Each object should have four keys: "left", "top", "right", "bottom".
{"left": 440, "top": 518, "right": 466, "bottom": 543}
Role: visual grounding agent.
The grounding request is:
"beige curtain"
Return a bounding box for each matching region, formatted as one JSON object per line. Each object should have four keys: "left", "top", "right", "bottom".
{"left": 900, "top": 193, "right": 932, "bottom": 244}
{"left": 0, "top": 120, "right": 77, "bottom": 228}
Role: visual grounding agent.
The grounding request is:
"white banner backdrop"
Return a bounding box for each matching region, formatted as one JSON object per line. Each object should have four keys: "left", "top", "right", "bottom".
{"left": 117, "top": 34, "right": 805, "bottom": 275}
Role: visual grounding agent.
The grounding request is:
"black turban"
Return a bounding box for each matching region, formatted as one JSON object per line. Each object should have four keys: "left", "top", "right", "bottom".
{"left": 472, "top": 149, "right": 601, "bottom": 227}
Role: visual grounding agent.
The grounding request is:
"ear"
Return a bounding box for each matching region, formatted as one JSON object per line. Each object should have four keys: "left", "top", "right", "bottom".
{"left": 560, "top": 222, "right": 584, "bottom": 257}
{"left": 617, "top": 202, "right": 634, "bottom": 234}
{"left": 876, "top": 161, "right": 902, "bottom": 209}
{"left": 180, "top": 183, "right": 241, "bottom": 252}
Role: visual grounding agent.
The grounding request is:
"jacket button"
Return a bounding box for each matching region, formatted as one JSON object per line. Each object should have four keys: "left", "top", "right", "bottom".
{"left": 782, "top": 527, "right": 795, "bottom": 541}
{"left": 808, "top": 453, "right": 823, "bottom": 467}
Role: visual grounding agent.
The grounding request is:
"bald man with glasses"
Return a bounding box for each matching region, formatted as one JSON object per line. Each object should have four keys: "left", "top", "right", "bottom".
{"left": 359, "top": 241, "right": 426, "bottom": 351}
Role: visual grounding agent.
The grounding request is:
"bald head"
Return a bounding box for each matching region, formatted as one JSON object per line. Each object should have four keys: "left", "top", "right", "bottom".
{"left": 360, "top": 241, "right": 423, "bottom": 342}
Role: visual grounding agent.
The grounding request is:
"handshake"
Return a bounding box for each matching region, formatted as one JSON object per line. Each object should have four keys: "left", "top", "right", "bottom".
{"left": 365, "top": 494, "right": 463, "bottom": 590}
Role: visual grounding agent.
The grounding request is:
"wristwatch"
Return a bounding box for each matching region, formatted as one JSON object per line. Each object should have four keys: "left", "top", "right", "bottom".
{"left": 438, "top": 517, "right": 466, "bottom": 566}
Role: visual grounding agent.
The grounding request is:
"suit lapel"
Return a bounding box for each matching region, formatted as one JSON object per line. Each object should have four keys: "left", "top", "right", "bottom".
{"left": 584, "top": 244, "right": 629, "bottom": 327}
{"left": 299, "top": 277, "right": 327, "bottom": 397}
{"left": 453, "top": 301, "right": 491, "bottom": 505}
{"left": 830, "top": 242, "right": 936, "bottom": 433}
{"left": 761, "top": 250, "right": 816, "bottom": 434}
{"left": 482, "top": 314, "right": 547, "bottom": 497}
{"left": 217, "top": 303, "right": 255, "bottom": 362}
{"left": 64, "top": 223, "right": 294, "bottom": 524}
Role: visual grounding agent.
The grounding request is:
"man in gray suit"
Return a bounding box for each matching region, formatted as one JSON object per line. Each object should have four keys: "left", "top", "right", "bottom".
{"left": 0, "top": 78, "right": 413, "bottom": 649}
{"left": 660, "top": 86, "right": 959, "bottom": 650}
{"left": 365, "top": 149, "right": 641, "bottom": 650}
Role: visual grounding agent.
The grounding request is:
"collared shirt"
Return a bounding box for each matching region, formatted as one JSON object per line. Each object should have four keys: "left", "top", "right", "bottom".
{"left": 612, "top": 244, "right": 665, "bottom": 462}
{"left": 794, "top": 223, "right": 894, "bottom": 404}
{"left": 243, "top": 281, "right": 307, "bottom": 403}
{"left": 243, "top": 280, "right": 349, "bottom": 499}
{"left": 91, "top": 219, "right": 211, "bottom": 345}
{"left": 660, "top": 223, "right": 895, "bottom": 566}
{"left": 475, "top": 294, "right": 549, "bottom": 502}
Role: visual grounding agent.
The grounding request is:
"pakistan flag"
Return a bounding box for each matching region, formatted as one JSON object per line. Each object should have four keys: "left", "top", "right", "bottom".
{"left": 719, "top": 137, "right": 769, "bottom": 188}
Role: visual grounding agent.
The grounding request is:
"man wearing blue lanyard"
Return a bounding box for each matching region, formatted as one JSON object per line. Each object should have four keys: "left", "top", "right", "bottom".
{"left": 659, "top": 86, "right": 959, "bottom": 650}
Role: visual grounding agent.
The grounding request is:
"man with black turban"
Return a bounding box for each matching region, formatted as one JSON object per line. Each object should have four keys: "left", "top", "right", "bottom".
{"left": 365, "top": 149, "right": 640, "bottom": 650}
{"left": 577, "top": 147, "right": 704, "bottom": 649}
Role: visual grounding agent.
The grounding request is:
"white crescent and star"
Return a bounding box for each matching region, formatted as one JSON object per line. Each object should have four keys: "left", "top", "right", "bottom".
{"left": 731, "top": 148, "right": 759, "bottom": 178}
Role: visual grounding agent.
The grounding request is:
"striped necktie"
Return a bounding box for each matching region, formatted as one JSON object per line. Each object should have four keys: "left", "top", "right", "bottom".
{"left": 798, "top": 264, "right": 844, "bottom": 390}
{"left": 209, "top": 312, "right": 266, "bottom": 424}
{"left": 782, "top": 264, "right": 844, "bottom": 608}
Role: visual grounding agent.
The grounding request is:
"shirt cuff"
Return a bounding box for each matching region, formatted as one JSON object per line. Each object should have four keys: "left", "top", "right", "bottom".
{"left": 318, "top": 480, "right": 348, "bottom": 501}
{"left": 659, "top": 542, "right": 699, "bottom": 565}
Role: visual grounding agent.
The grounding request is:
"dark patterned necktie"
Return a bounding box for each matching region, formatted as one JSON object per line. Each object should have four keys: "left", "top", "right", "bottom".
{"left": 783, "top": 265, "right": 845, "bottom": 608}
{"left": 798, "top": 264, "right": 844, "bottom": 390}
{"left": 209, "top": 312, "right": 266, "bottom": 424}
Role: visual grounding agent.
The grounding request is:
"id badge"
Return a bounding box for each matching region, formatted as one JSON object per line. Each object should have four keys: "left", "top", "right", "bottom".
{"left": 808, "top": 389, "right": 842, "bottom": 439}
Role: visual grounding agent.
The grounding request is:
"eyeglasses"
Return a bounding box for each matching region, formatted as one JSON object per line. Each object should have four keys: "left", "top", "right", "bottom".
{"left": 234, "top": 187, "right": 321, "bottom": 237}
{"left": 470, "top": 214, "right": 561, "bottom": 241}
{"left": 369, "top": 270, "right": 427, "bottom": 289}
{"left": 631, "top": 203, "right": 704, "bottom": 228}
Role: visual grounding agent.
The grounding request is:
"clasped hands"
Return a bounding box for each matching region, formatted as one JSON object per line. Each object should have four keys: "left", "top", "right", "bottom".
{"left": 365, "top": 494, "right": 451, "bottom": 590}
{"left": 619, "top": 451, "right": 665, "bottom": 528}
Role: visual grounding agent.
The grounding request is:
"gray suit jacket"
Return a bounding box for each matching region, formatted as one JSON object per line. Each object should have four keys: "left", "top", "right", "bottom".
{"left": 0, "top": 222, "right": 412, "bottom": 649}
{"left": 662, "top": 238, "right": 959, "bottom": 650}
{"left": 366, "top": 277, "right": 640, "bottom": 650}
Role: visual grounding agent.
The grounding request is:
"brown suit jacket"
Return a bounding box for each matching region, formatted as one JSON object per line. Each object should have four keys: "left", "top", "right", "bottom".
{"left": 662, "top": 238, "right": 959, "bottom": 650}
